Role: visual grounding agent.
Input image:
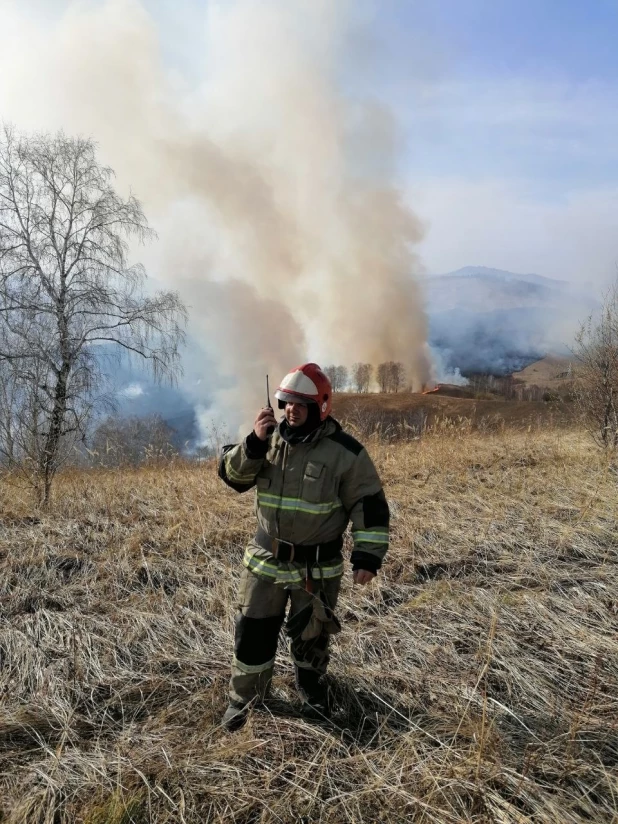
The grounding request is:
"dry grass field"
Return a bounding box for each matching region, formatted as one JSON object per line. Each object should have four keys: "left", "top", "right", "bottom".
{"left": 0, "top": 417, "right": 617, "bottom": 823}
{"left": 332, "top": 392, "right": 571, "bottom": 431}
{"left": 512, "top": 356, "right": 574, "bottom": 390}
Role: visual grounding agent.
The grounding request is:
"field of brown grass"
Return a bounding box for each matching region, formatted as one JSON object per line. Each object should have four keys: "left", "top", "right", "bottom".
{"left": 333, "top": 391, "right": 572, "bottom": 431}
{"left": 0, "top": 422, "right": 616, "bottom": 823}
{"left": 512, "top": 356, "right": 574, "bottom": 389}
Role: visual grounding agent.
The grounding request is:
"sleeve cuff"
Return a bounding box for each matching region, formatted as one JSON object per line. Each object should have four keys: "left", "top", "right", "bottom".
{"left": 351, "top": 551, "right": 381, "bottom": 574}
{"left": 244, "top": 430, "right": 269, "bottom": 459}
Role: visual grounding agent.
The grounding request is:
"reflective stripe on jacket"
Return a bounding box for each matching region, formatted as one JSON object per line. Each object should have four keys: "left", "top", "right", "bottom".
{"left": 218, "top": 417, "right": 389, "bottom": 582}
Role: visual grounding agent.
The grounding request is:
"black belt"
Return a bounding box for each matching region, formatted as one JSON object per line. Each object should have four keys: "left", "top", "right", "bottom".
{"left": 255, "top": 526, "right": 343, "bottom": 563}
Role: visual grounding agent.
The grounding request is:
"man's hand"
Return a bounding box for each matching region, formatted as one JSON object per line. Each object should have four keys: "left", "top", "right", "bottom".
{"left": 254, "top": 407, "right": 277, "bottom": 441}
{"left": 353, "top": 569, "right": 376, "bottom": 586}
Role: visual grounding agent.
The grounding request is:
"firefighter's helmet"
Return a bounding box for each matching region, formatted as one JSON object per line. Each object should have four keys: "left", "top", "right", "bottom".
{"left": 274, "top": 363, "right": 332, "bottom": 421}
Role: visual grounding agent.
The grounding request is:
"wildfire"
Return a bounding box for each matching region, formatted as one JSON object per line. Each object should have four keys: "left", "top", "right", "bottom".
{"left": 422, "top": 385, "right": 441, "bottom": 395}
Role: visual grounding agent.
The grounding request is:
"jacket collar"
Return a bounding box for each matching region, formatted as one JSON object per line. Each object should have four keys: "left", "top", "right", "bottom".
{"left": 278, "top": 416, "right": 339, "bottom": 447}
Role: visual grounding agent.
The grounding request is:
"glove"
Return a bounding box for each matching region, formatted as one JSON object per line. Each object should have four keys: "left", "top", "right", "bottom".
{"left": 286, "top": 591, "right": 341, "bottom": 642}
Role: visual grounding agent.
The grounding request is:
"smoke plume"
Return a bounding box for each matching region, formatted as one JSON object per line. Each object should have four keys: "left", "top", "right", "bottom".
{"left": 0, "top": 0, "right": 431, "bottom": 432}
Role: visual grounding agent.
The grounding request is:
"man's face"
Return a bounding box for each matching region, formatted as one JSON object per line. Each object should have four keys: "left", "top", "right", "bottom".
{"left": 285, "top": 401, "right": 309, "bottom": 427}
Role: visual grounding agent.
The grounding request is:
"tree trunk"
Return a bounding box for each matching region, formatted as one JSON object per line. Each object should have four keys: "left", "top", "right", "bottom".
{"left": 40, "top": 362, "right": 69, "bottom": 505}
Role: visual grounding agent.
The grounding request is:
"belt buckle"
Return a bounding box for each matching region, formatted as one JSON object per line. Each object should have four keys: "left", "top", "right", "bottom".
{"left": 272, "top": 537, "right": 295, "bottom": 563}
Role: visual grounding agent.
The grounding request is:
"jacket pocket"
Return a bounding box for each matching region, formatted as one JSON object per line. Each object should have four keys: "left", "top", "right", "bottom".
{"left": 256, "top": 476, "right": 271, "bottom": 490}
{"left": 302, "top": 461, "right": 325, "bottom": 502}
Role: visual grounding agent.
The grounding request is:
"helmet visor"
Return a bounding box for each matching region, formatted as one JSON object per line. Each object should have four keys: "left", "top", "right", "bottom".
{"left": 274, "top": 389, "right": 317, "bottom": 406}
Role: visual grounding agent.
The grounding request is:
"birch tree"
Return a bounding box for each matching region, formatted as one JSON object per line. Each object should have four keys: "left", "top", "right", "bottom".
{"left": 352, "top": 362, "right": 372, "bottom": 393}
{"left": 0, "top": 127, "right": 186, "bottom": 502}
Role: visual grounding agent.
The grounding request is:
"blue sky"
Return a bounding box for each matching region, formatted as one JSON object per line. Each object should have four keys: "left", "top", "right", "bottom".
{"left": 393, "top": 0, "right": 618, "bottom": 80}
{"left": 378, "top": 0, "right": 618, "bottom": 185}
{"left": 363, "top": 0, "right": 618, "bottom": 281}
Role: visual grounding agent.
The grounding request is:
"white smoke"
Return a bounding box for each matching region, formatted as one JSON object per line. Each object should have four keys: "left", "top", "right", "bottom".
{"left": 0, "top": 0, "right": 431, "bottom": 434}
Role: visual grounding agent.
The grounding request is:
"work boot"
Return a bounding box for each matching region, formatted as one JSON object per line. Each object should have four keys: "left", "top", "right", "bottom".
{"left": 295, "top": 668, "right": 330, "bottom": 720}
{"left": 221, "top": 701, "right": 248, "bottom": 732}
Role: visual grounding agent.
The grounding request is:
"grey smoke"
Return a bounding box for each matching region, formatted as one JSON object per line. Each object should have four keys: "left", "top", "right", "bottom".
{"left": 425, "top": 266, "right": 596, "bottom": 377}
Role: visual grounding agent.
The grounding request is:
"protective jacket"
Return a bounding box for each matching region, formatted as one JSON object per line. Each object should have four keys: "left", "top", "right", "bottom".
{"left": 219, "top": 417, "right": 389, "bottom": 585}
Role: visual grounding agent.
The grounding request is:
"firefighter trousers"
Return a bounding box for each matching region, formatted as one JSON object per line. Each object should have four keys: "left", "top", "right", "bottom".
{"left": 229, "top": 566, "right": 342, "bottom": 706}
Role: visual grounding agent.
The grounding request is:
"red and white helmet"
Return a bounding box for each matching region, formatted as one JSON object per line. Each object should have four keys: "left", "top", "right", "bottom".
{"left": 275, "top": 363, "right": 332, "bottom": 421}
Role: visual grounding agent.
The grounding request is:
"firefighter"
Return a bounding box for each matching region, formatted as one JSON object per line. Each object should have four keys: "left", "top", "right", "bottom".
{"left": 218, "top": 363, "right": 389, "bottom": 730}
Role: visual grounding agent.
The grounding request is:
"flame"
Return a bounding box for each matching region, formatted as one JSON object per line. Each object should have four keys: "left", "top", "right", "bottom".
{"left": 422, "top": 385, "right": 441, "bottom": 395}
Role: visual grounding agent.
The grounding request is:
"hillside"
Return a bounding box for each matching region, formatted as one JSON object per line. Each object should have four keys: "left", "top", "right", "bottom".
{"left": 425, "top": 266, "right": 572, "bottom": 313}
{"left": 1, "top": 424, "right": 616, "bottom": 822}
{"left": 425, "top": 266, "right": 593, "bottom": 376}
{"left": 437, "top": 265, "right": 570, "bottom": 291}
{"left": 513, "top": 354, "right": 574, "bottom": 389}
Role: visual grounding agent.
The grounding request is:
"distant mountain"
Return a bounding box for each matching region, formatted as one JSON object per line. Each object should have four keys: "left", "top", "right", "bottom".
{"left": 424, "top": 266, "right": 595, "bottom": 376}
{"left": 435, "top": 266, "right": 570, "bottom": 290}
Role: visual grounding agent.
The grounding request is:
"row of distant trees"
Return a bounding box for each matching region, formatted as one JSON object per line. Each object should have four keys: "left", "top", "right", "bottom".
{"left": 87, "top": 414, "right": 181, "bottom": 467}
{"left": 324, "top": 361, "right": 407, "bottom": 393}
{"left": 468, "top": 374, "right": 554, "bottom": 402}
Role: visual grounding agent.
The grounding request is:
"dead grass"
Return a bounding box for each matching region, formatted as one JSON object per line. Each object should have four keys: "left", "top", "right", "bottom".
{"left": 513, "top": 355, "right": 574, "bottom": 389}
{"left": 0, "top": 424, "right": 616, "bottom": 823}
{"left": 332, "top": 392, "right": 573, "bottom": 434}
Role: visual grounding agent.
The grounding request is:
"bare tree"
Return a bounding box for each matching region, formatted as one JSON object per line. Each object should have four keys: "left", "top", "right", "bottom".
{"left": 375, "top": 361, "right": 405, "bottom": 393}
{"left": 0, "top": 127, "right": 186, "bottom": 502}
{"left": 573, "top": 284, "right": 618, "bottom": 448}
{"left": 389, "top": 361, "right": 405, "bottom": 393}
{"left": 0, "top": 355, "right": 47, "bottom": 472}
{"left": 89, "top": 414, "right": 179, "bottom": 467}
{"left": 324, "top": 364, "right": 347, "bottom": 392}
{"left": 377, "top": 362, "right": 390, "bottom": 393}
{"left": 334, "top": 364, "right": 348, "bottom": 392}
{"left": 352, "top": 362, "right": 372, "bottom": 393}
{"left": 323, "top": 365, "right": 337, "bottom": 390}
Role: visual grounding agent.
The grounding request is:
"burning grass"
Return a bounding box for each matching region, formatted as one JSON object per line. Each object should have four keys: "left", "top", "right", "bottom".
{"left": 0, "top": 424, "right": 617, "bottom": 822}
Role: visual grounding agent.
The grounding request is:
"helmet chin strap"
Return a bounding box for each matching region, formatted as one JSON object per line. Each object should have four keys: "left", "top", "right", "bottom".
{"left": 302, "top": 403, "right": 322, "bottom": 431}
